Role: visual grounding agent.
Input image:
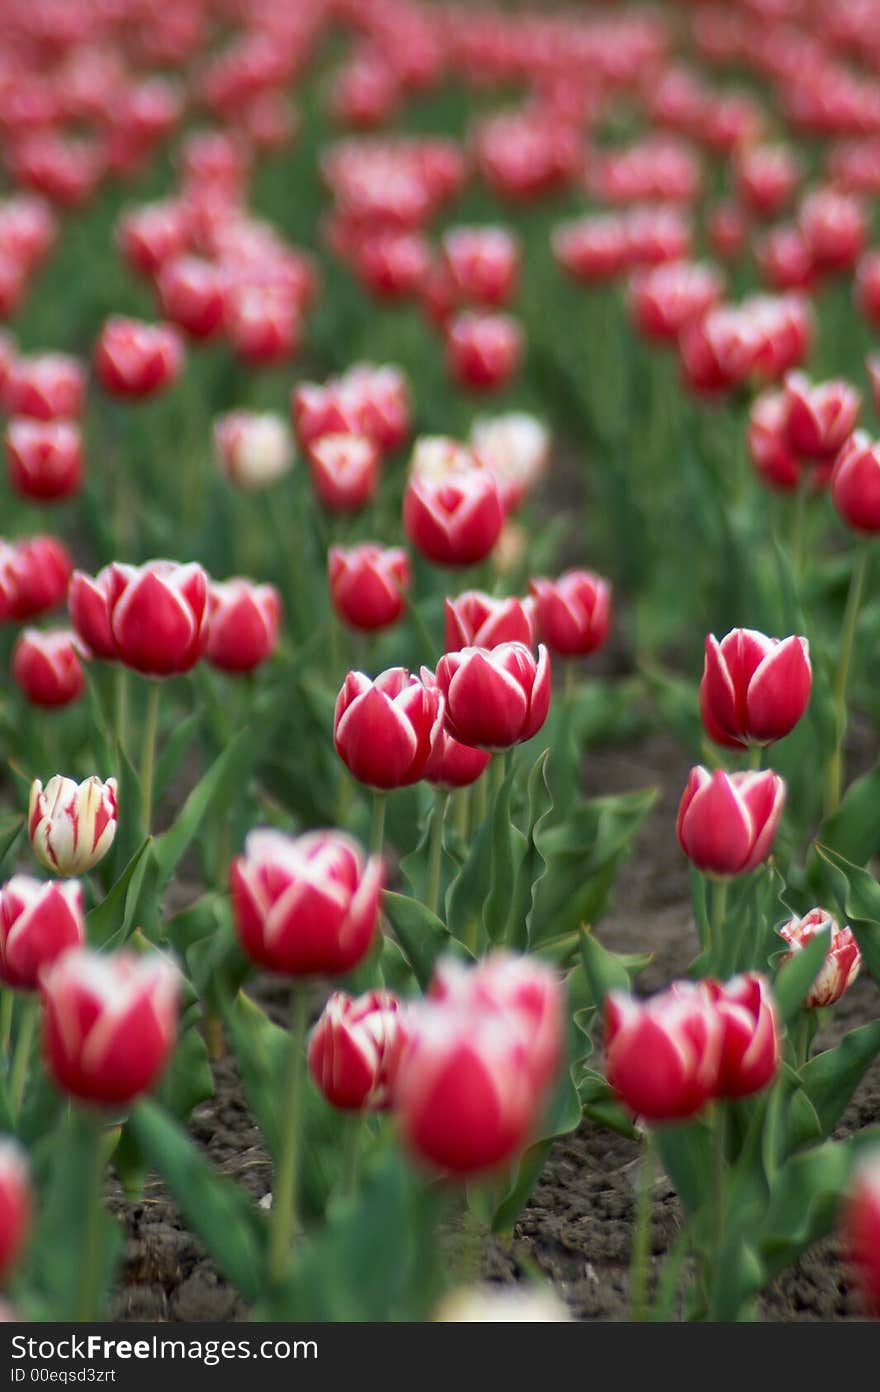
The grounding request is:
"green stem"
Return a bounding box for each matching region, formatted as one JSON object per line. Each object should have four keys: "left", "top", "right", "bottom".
{"left": 825, "top": 547, "right": 870, "bottom": 817}
{"left": 140, "top": 681, "right": 161, "bottom": 833}
{"left": 490, "top": 749, "right": 509, "bottom": 802}
{"left": 370, "top": 792, "right": 387, "bottom": 857}
{"left": 789, "top": 473, "right": 810, "bottom": 583}
{"left": 474, "top": 767, "right": 487, "bottom": 829}
{"left": 426, "top": 791, "right": 450, "bottom": 918}
{"left": 268, "top": 986, "right": 309, "bottom": 1287}
{"left": 748, "top": 744, "right": 763, "bottom": 771}
{"left": 114, "top": 665, "right": 129, "bottom": 767}
{"left": 10, "top": 997, "right": 37, "bottom": 1120}
{"left": 708, "top": 878, "right": 728, "bottom": 971}
{"left": 707, "top": 1104, "right": 728, "bottom": 1314}
{"left": 342, "top": 1114, "right": 363, "bottom": 1198}
{"left": 0, "top": 990, "right": 13, "bottom": 1056}
{"left": 630, "top": 1133, "right": 655, "bottom": 1321}
{"left": 455, "top": 787, "right": 469, "bottom": 840}
{"left": 76, "top": 1113, "right": 107, "bottom": 1321}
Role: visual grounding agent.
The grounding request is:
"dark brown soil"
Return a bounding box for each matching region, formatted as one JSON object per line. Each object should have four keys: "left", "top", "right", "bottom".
{"left": 105, "top": 731, "right": 880, "bottom": 1323}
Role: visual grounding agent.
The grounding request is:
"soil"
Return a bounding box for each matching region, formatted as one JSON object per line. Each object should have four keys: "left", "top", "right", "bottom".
{"left": 105, "top": 731, "right": 880, "bottom": 1324}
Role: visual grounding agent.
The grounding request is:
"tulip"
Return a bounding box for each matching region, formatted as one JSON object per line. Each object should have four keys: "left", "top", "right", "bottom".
{"left": 700, "top": 629, "right": 811, "bottom": 749}
{"left": 747, "top": 390, "right": 828, "bottom": 494}
{"left": 755, "top": 225, "right": 816, "bottom": 292}
{"left": 842, "top": 1154, "right": 880, "bottom": 1316}
{"left": 440, "top": 226, "right": 520, "bottom": 306}
{"left": 0, "top": 1141, "right": 30, "bottom": 1282}
{"left": 156, "top": 254, "right": 226, "bottom": 339}
{"left": 205, "top": 579, "right": 281, "bottom": 674}
{"left": 628, "top": 261, "right": 724, "bottom": 341}
{"left": 40, "top": 948, "right": 178, "bottom": 1106}
{"left": 4, "top": 536, "right": 72, "bottom": 621}
{"left": 69, "top": 559, "right": 209, "bottom": 676}
{"left": 334, "top": 667, "right": 442, "bottom": 789}
{"left": 704, "top": 974, "right": 779, "bottom": 1099}
{"left": 116, "top": 199, "right": 190, "bottom": 278}
{"left": 706, "top": 200, "right": 749, "bottom": 260}
{"left": 328, "top": 545, "right": 410, "bottom": 631}
{"left": 445, "top": 310, "right": 523, "bottom": 392}
{"left": 552, "top": 214, "right": 628, "bottom": 283}
{"left": 735, "top": 145, "right": 799, "bottom": 218}
{"left": 676, "top": 767, "right": 786, "bottom": 877}
{"left": 469, "top": 411, "right": 549, "bottom": 513}
{"left": 831, "top": 432, "right": 880, "bottom": 533}
{"left": 605, "top": 983, "right": 722, "bottom": 1121}
{"left": 434, "top": 642, "right": 551, "bottom": 750}
{"left": 93, "top": 316, "right": 185, "bottom": 398}
{"left": 292, "top": 366, "right": 409, "bottom": 455}
{"left": 783, "top": 373, "right": 861, "bottom": 459}
{"left": 444, "top": 591, "right": 534, "bottom": 652}
{"left": 308, "top": 433, "right": 379, "bottom": 513}
{"left": 678, "top": 305, "right": 759, "bottom": 395}
{"left": 5, "top": 418, "right": 83, "bottom": 502}
{"left": 213, "top": 410, "right": 292, "bottom": 491}
{"left": 423, "top": 723, "right": 491, "bottom": 789}
{"left": 230, "top": 828, "right": 383, "bottom": 976}
{"left": 355, "top": 230, "right": 431, "bottom": 300}
{"left": 12, "top": 628, "right": 86, "bottom": 708}
{"left": 624, "top": 204, "right": 693, "bottom": 268}
{"left": 308, "top": 989, "right": 410, "bottom": 1110}
{"left": 529, "top": 570, "right": 612, "bottom": 658}
{"left": 224, "top": 283, "right": 300, "bottom": 365}
{"left": 798, "top": 188, "right": 866, "bottom": 273}
{"left": 778, "top": 908, "right": 862, "bottom": 1008}
{"left": 749, "top": 293, "right": 813, "bottom": 383}
{"left": 856, "top": 252, "right": 880, "bottom": 329}
{"left": 1, "top": 353, "right": 85, "bottom": 421}
{"left": 403, "top": 440, "right": 504, "bottom": 566}
{"left": 0, "top": 876, "right": 85, "bottom": 990}
{"left": 29, "top": 775, "right": 118, "bottom": 877}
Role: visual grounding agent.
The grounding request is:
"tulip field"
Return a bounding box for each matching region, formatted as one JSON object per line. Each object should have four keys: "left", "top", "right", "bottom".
{"left": 3, "top": 0, "right": 880, "bottom": 1333}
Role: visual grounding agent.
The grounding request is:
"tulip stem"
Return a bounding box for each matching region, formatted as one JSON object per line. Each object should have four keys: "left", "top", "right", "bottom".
{"left": 748, "top": 745, "right": 762, "bottom": 771}
{"left": 140, "top": 681, "right": 161, "bottom": 833}
{"left": 77, "top": 1113, "right": 107, "bottom": 1321}
{"left": 426, "top": 791, "right": 450, "bottom": 918}
{"left": 707, "top": 1104, "right": 728, "bottom": 1316}
{"left": 455, "top": 788, "right": 469, "bottom": 840}
{"left": 9, "top": 997, "right": 37, "bottom": 1120}
{"left": 0, "top": 990, "right": 13, "bottom": 1056}
{"left": 370, "top": 792, "right": 387, "bottom": 857}
{"left": 789, "top": 472, "right": 810, "bottom": 583}
{"left": 826, "top": 546, "right": 870, "bottom": 817}
{"left": 114, "top": 665, "right": 129, "bottom": 765}
{"left": 342, "top": 1114, "right": 363, "bottom": 1197}
{"left": 490, "top": 750, "right": 509, "bottom": 802}
{"left": 268, "top": 985, "right": 309, "bottom": 1288}
{"left": 630, "top": 1133, "right": 655, "bottom": 1321}
{"left": 709, "top": 879, "right": 728, "bottom": 973}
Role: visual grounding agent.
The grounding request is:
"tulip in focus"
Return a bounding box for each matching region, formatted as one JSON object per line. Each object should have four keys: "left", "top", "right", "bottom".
{"left": 93, "top": 317, "right": 185, "bottom": 399}
{"left": 444, "top": 591, "right": 534, "bottom": 652}
{"left": 40, "top": 948, "right": 178, "bottom": 1106}
{"left": 334, "top": 667, "right": 442, "bottom": 789}
{"left": 230, "top": 829, "right": 383, "bottom": 976}
{"left": 5, "top": 419, "right": 83, "bottom": 502}
{"left": 605, "top": 983, "right": 722, "bottom": 1122}
{"left": 69, "top": 559, "right": 209, "bottom": 676}
{"left": 308, "top": 989, "right": 410, "bottom": 1110}
{"left": 434, "top": 642, "right": 551, "bottom": 750}
{"left": 700, "top": 628, "right": 812, "bottom": 749}
{"left": 676, "top": 767, "right": 786, "bottom": 877}
{"left": 842, "top": 1154, "right": 880, "bottom": 1316}
{"left": 704, "top": 974, "right": 779, "bottom": 1099}
{"left": 205, "top": 579, "right": 281, "bottom": 674}
{"left": 213, "top": 410, "right": 292, "bottom": 491}
{"left": 831, "top": 432, "right": 880, "bottom": 533}
{"left": 0, "top": 1141, "right": 30, "bottom": 1282}
{"left": 29, "top": 775, "right": 118, "bottom": 876}
{"left": 0, "top": 875, "right": 85, "bottom": 990}
{"left": 13, "top": 628, "right": 86, "bottom": 708}
{"left": 328, "top": 545, "right": 410, "bottom": 632}
{"left": 778, "top": 908, "right": 862, "bottom": 1008}
{"left": 529, "top": 570, "right": 612, "bottom": 659}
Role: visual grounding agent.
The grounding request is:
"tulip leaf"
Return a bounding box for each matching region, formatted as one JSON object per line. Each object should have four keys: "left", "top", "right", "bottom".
{"left": 382, "top": 890, "right": 471, "bottom": 992}
{"left": 772, "top": 925, "right": 831, "bottom": 1024}
{"left": 816, "top": 763, "right": 880, "bottom": 866}
{"left": 0, "top": 815, "right": 23, "bottom": 877}
{"left": 508, "top": 749, "right": 555, "bottom": 951}
{"left": 87, "top": 837, "right": 152, "bottom": 948}
{"left": 796, "top": 1020, "right": 880, "bottom": 1142}
{"left": 813, "top": 844, "right": 880, "bottom": 986}
{"left": 152, "top": 727, "right": 257, "bottom": 885}
{"left": 128, "top": 1099, "right": 266, "bottom": 1302}
{"left": 445, "top": 808, "right": 493, "bottom": 953}
{"left": 654, "top": 1118, "right": 714, "bottom": 1219}
{"left": 577, "top": 925, "right": 634, "bottom": 1014}
{"left": 154, "top": 709, "right": 204, "bottom": 807}
{"left": 483, "top": 756, "right": 527, "bottom": 945}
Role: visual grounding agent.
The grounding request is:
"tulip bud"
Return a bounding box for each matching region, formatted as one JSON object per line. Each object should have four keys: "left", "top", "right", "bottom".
{"left": 842, "top": 1154, "right": 880, "bottom": 1316}
{"left": 628, "top": 260, "right": 725, "bottom": 341}
{"left": 334, "top": 667, "right": 442, "bottom": 789}
{"left": 4, "top": 535, "right": 72, "bottom": 622}
{"left": 403, "top": 439, "right": 504, "bottom": 566}
{"left": 778, "top": 908, "right": 862, "bottom": 1008}
{"left": 41, "top": 948, "right": 178, "bottom": 1106}
{"left": 308, "top": 989, "right": 410, "bottom": 1110}
{"left": 156, "top": 254, "right": 226, "bottom": 340}
{"left": 552, "top": 214, "right": 628, "bottom": 283}
{"left": 0, "top": 1140, "right": 31, "bottom": 1282}
{"left": 355, "top": 229, "right": 431, "bottom": 301}
{"left": 435, "top": 642, "right": 551, "bottom": 750}
{"left": 445, "top": 310, "right": 523, "bottom": 393}
{"left": 0, "top": 875, "right": 85, "bottom": 990}
{"left": 747, "top": 389, "right": 828, "bottom": 494}
{"left": 205, "top": 578, "right": 281, "bottom": 674}
{"left": 116, "top": 199, "right": 190, "bottom": 278}
{"left": 230, "top": 829, "right": 383, "bottom": 976}
{"left": 5, "top": 418, "right": 83, "bottom": 502}
{"left": 328, "top": 545, "right": 409, "bottom": 631}
{"left": 29, "top": 775, "right": 118, "bottom": 876}
{"left": 831, "top": 431, "right": 880, "bottom": 533}
{"left": 224, "top": 283, "right": 300, "bottom": 365}
{"left": 308, "top": 433, "right": 379, "bottom": 513}
{"left": 12, "top": 628, "right": 86, "bottom": 707}
{"left": 469, "top": 412, "right": 549, "bottom": 513}
{"left": 444, "top": 591, "right": 534, "bottom": 652}
{"left": 783, "top": 372, "right": 861, "bottom": 459}
{"left": 70, "top": 559, "right": 209, "bottom": 675}
{"left": 678, "top": 304, "right": 759, "bottom": 396}
{"left": 856, "top": 252, "right": 880, "bottom": 329}
{"left": 440, "top": 226, "right": 520, "bottom": 306}
{"left": 736, "top": 144, "right": 799, "bottom": 218}
{"left": 799, "top": 187, "right": 866, "bottom": 273}
{"left": 755, "top": 225, "right": 816, "bottom": 293}
{"left": 676, "top": 767, "right": 786, "bottom": 877}
{"left": 529, "top": 570, "right": 612, "bottom": 658}
{"left": 704, "top": 974, "right": 779, "bottom": 1099}
{"left": 94, "top": 316, "right": 185, "bottom": 398}
{"left": 700, "top": 628, "right": 811, "bottom": 749}
{"left": 213, "top": 410, "right": 292, "bottom": 491}
{"left": 2, "top": 353, "right": 85, "bottom": 421}
{"left": 605, "top": 983, "right": 722, "bottom": 1121}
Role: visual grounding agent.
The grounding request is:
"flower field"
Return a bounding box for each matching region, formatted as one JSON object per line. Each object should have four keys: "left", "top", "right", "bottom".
{"left": 0, "top": 0, "right": 878, "bottom": 1328}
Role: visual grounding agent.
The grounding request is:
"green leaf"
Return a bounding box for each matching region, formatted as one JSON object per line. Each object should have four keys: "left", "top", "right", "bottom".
{"left": 817, "top": 763, "right": 880, "bottom": 865}
{"left": 154, "top": 710, "right": 203, "bottom": 806}
{"left": 654, "top": 1118, "right": 714, "bottom": 1219}
{"left": 797, "top": 1020, "right": 880, "bottom": 1140}
{"left": 577, "top": 926, "right": 632, "bottom": 1013}
{"left": 482, "top": 757, "right": 527, "bottom": 945}
{"left": 128, "top": 1099, "right": 265, "bottom": 1301}
{"left": 772, "top": 924, "right": 831, "bottom": 1024}
{"left": 152, "top": 727, "right": 258, "bottom": 885}
{"left": 0, "top": 816, "right": 23, "bottom": 875}
{"left": 445, "top": 811, "right": 492, "bottom": 954}
{"left": 813, "top": 845, "right": 880, "bottom": 986}
{"left": 86, "top": 838, "right": 152, "bottom": 948}
{"left": 382, "top": 890, "right": 471, "bottom": 991}
{"left": 508, "top": 749, "right": 555, "bottom": 951}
